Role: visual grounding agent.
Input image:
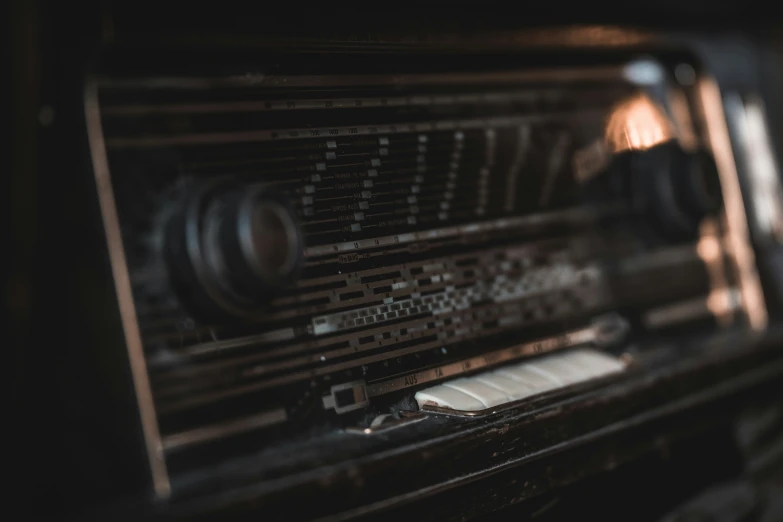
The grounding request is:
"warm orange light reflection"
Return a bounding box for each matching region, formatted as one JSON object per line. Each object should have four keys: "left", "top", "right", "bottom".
{"left": 697, "top": 235, "right": 721, "bottom": 262}
{"left": 606, "top": 94, "right": 675, "bottom": 152}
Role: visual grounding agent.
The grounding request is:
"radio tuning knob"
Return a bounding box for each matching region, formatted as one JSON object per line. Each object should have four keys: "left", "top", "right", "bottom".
{"left": 165, "top": 183, "right": 302, "bottom": 319}
{"left": 605, "top": 141, "right": 722, "bottom": 240}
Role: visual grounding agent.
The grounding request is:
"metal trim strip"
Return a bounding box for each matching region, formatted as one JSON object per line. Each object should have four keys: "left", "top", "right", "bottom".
{"left": 84, "top": 80, "right": 171, "bottom": 498}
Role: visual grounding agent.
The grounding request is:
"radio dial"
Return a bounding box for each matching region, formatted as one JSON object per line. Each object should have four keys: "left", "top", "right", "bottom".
{"left": 166, "top": 183, "right": 302, "bottom": 319}
{"left": 601, "top": 141, "right": 722, "bottom": 239}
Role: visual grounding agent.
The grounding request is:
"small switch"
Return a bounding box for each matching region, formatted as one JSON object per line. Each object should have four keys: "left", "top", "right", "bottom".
{"left": 323, "top": 381, "right": 370, "bottom": 414}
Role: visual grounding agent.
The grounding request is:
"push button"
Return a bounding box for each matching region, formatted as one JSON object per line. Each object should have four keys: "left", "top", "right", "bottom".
{"left": 414, "top": 348, "right": 625, "bottom": 414}
{"left": 474, "top": 373, "right": 539, "bottom": 400}
{"left": 564, "top": 349, "right": 625, "bottom": 377}
{"left": 497, "top": 364, "right": 563, "bottom": 389}
{"left": 444, "top": 378, "right": 519, "bottom": 408}
{"left": 530, "top": 356, "right": 592, "bottom": 384}
{"left": 414, "top": 384, "right": 486, "bottom": 411}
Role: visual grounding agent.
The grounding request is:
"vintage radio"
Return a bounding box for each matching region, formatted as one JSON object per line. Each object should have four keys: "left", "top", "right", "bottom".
{"left": 84, "top": 46, "right": 783, "bottom": 513}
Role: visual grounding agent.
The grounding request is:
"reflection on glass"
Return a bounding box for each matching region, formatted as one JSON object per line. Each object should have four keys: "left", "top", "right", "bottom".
{"left": 605, "top": 93, "right": 674, "bottom": 153}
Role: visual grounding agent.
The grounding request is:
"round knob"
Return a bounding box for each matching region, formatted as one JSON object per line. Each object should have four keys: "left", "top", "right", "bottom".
{"left": 677, "top": 148, "right": 722, "bottom": 220}
{"left": 596, "top": 141, "right": 722, "bottom": 240}
{"left": 165, "top": 182, "right": 302, "bottom": 319}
